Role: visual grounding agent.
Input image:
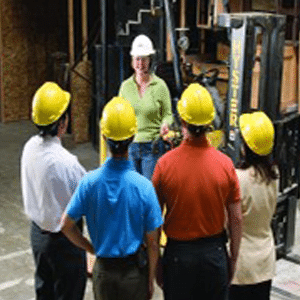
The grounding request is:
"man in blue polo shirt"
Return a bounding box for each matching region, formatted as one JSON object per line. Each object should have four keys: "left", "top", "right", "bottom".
{"left": 61, "top": 97, "right": 163, "bottom": 300}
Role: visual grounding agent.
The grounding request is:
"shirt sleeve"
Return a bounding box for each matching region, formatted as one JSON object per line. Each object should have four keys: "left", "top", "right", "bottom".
{"left": 49, "top": 158, "right": 86, "bottom": 213}
{"left": 159, "top": 80, "right": 173, "bottom": 126}
{"left": 70, "top": 157, "right": 87, "bottom": 192}
{"left": 228, "top": 164, "right": 241, "bottom": 204}
{"left": 152, "top": 161, "right": 164, "bottom": 208}
{"left": 65, "top": 177, "right": 88, "bottom": 221}
{"left": 144, "top": 183, "right": 163, "bottom": 233}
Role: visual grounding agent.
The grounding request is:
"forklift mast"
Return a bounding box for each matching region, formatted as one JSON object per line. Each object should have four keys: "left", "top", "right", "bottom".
{"left": 218, "top": 12, "right": 286, "bottom": 164}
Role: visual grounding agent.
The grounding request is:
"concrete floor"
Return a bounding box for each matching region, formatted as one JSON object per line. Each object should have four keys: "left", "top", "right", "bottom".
{"left": 0, "top": 120, "right": 300, "bottom": 300}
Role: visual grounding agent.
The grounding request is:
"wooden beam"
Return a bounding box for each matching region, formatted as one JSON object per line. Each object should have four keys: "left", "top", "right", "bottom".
{"left": 180, "top": 0, "right": 186, "bottom": 29}
{"left": 81, "top": 0, "right": 88, "bottom": 61}
{"left": 166, "top": 32, "right": 172, "bottom": 61}
{"left": 68, "top": 0, "right": 75, "bottom": 66}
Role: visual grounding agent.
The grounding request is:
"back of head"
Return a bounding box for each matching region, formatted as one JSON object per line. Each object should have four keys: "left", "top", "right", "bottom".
{"left": 32, "top": 82, "right": 71, "bottom": 137}
{"left": 130, "top": 34, "right": 156, "bottom": 57}
{"left": 177, "top": 83, "right": 215, "bottom": 136}
{"left": 239, "top": 111, "right": 274, "bottom": 156}
{"left": 239, "top": 111, "right": 277, "bottom": 183}
{"left": 100, "top": 97, "right": 137, "bottom": 155}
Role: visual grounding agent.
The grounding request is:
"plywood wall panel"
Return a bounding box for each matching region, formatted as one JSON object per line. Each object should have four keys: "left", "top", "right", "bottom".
{"left": 0, "top": 0, "right": 66, "bottom": 123}
{"left": 71, "top": 60, "right": 92, "bottom": 143}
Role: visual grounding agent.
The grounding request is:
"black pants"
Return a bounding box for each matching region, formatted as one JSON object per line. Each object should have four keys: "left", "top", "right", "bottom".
{"left": 30, "top": 221, "right": 87, "bottom": 300}
{"left": 229, "top": 280, "right": 272, "bottom": 300}
{"left": 162, "top": 234, "right": 229, "bottom": 300}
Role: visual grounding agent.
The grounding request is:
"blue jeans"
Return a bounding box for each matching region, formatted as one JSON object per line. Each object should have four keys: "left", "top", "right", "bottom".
{"left": 162, "top": 235, "right": 229, "bottom": 300}
{"left": 128, "top": 140, "right": 166, "bottom": 180}
{"left": 30, "top": 222, "right": 87, "bottom": 300}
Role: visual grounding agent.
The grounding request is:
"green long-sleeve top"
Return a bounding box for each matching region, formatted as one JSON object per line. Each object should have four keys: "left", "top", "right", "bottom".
{"left": 119, "top": 74, "right": 173, "bottom": 142}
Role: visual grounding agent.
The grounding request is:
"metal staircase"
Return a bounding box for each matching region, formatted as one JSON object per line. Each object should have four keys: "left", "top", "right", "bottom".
{"left": 116, "top": 0, "right": 165, "bottom": 51}
{"left": 115, "top": 0, "right": 183, "bottom": 98}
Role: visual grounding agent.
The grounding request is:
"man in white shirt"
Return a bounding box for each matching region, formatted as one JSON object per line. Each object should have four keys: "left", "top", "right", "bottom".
{"left": 21, "top": 82, "right": 87, "bottom": 300}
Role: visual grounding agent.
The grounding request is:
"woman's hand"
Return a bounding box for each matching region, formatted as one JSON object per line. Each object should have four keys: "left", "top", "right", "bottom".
{"left": 160, "top": 123, "right": 169, "bottom": 137}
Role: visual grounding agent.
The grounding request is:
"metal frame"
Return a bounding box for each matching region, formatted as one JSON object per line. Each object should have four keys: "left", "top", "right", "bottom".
{"left": 219, "top": 13, "right": 300, "bottom": 256}
{"left": 218, "top": 12, "right": 286, "bottom": 164}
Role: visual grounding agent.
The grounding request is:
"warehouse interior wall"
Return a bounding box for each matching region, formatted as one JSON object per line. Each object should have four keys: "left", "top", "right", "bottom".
{"left": 0, "top": 0, "right": 68, "bottom": 123}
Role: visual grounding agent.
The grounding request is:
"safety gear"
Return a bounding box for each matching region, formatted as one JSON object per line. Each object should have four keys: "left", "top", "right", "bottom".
{"left": 32, "top": 82, "right": 70, "bottom": 126}
{"left": 239, "top": 111, "right": 274, "bottom": 156}
{"left": 100, "top": 97, "right": 137, "bottom": 141}
{"left": 177, "top": 83, "right": 215, "bottom": 125}
{"left": 130, "top": 34, "right": 156, "bottom": 57}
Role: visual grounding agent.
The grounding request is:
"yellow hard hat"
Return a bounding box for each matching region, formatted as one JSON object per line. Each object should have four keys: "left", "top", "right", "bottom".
{"left": 100, "top": 97, "right": 137, "bottom": 141}
{"left": 32, "top": 82, "right": 70, "bottom": 126}
{"left": 239, "top": 111, "right": 275, "bottom": 156}
{"left": 177, "top": 83, "right": 215, "bottom": 125}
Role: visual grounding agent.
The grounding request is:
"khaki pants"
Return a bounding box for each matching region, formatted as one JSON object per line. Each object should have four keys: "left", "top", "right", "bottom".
{"left": 92, "top": 256, "right": 148, "bottom": 300}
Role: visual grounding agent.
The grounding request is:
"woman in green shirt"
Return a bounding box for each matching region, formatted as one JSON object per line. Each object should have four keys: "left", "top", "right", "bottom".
{"left": 119, "top": 34, "right": 173, "bottom": 179}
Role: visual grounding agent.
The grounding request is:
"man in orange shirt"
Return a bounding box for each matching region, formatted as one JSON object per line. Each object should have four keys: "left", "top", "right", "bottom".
{"left": 152, "top": 83, "right": 242, "bottom": 300}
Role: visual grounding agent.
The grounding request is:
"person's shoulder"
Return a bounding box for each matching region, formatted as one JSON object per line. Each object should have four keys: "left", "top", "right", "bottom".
{"left": 211, "top": 148, "right": 235, "bottom": 166}
{"left": 121, "top": 75, "right": 135, "bottom": 86}
{"left": 56, "top": 145, "right": 80, "bottom": 165}
{"left": 75, "top": 167, "right": 101, "bottom": 187}
{"left": 22, "top": 135, "right": 39, "bottom": 150}
{"left": 235, "top": 167, "right": 248, "bottom": 175}
{"left": 46, "top": 142, "right": 86, "bottom": 176}
{"left": 235, "top": 166, "right": 255, "bottom": 181}
{"left": 152, "top": 74, "right": 168, "bottom": 86}
{"left": 156, "top": 146, "right": 182, "bottom": 168}
{"left": 124, "top": 169, "right": 154, "bottom": 189}
{"left": 127, "top": 168, "right": 151, "bottom": 183}
{"left": 84, "top": 167, "right": 102, "bottom": 181}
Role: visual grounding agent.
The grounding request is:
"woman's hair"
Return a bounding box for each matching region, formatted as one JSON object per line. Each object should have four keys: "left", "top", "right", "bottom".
{"left": 239, "top": 142, "right": 278, "bottom": 184}
{"left": 36, "top": 110, "right": 68, "bottom": 137}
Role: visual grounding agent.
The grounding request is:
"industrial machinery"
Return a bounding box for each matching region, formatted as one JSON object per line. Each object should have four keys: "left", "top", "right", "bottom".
{"left": 218, "top": 12, "right": 299, "bottom": 257}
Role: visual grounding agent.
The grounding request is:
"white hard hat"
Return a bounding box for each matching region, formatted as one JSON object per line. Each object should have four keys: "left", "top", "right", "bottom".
{"left": 130, "top": 34, "right": 156, "bottom": 56}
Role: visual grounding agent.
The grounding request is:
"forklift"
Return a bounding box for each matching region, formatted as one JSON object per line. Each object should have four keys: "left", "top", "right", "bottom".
{"left": 218, "top": 12, "right": 299, "bottom": 258}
